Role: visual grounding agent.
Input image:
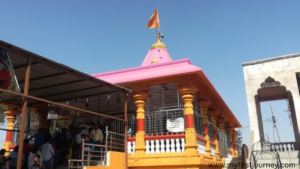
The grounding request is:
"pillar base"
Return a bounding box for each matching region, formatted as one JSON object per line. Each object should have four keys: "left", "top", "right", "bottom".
{"left": 184, "top": 128, "right": 198, "bottom": 156}
{"left": 205, "top": 135, "right": 211, "bottom": 157}
{"left": 132, "top": 131, "right": 146, "bottom": 157}
{"left": 2, "top": 141, "right": 12, "bottom": 157}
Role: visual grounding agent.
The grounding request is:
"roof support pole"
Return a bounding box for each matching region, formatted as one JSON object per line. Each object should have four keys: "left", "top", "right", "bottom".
{"left": 17, "top": 57, "right": 31, "bottom": 169}
{"left": 124, "top": 93, "right": 128, "bottom": 169}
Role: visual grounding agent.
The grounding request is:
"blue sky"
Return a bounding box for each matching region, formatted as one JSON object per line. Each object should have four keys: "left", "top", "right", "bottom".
{"left": 1, "top": 0, "right": 300, "bottom": 147}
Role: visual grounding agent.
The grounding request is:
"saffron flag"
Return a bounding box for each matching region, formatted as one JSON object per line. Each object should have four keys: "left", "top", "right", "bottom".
{"left": 146, "top": 8, "right": 160, "bottom": 28}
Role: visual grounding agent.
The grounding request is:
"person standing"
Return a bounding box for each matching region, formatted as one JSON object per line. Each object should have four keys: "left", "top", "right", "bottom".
{"left": 90, "top": 124, "right": 103, "bottom": 160}
{"left": 41, "top": 141, "right": 54, "bottom": 169}
{"left": 30, "top": 155, "right": 43, "bottom": 169}
{"left": 29, "top": 128, "right": 46, "bottom": 148}
{"left": 0, "top": 151, "right": 6, "bottom": 169}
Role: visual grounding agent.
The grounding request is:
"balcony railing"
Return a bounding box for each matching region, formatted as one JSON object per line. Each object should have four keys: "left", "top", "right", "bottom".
{"left": 267, "top": 142, "right": 299, "bottom": 152}
{"left": 127, "top": 133, "right": 185, "bottom": 154}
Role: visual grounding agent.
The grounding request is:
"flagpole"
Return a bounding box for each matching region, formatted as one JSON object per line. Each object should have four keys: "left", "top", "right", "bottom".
{"left": 157, "top": 7, "right": 162, "bottom": 38}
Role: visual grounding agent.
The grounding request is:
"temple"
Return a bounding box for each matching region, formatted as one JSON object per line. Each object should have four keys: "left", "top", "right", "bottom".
{"left": 0, "top": 30, "right": 243, "bottom": 169}
{"left": 91, "top": 30, "right": 242, "bottom": 168}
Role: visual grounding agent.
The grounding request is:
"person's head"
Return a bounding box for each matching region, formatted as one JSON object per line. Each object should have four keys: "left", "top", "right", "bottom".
{"left": 24, "top": 139, "right": 29, "bottom": 144}
{"left": 0, "top": 149, "right": 6, "bottom": 155}
{"left": 32, "top": 147, "right": 39, "bottom": 154}
{"left": 14, "top": 145, "right": 19, "bottom": 152}
{"left": 33, "top": 154, "right": 40, "bottom": 163}
{"left": 80, "top": 134, "right": 85, "bottom": 139}
{"left": 94, "top": 124, "right": 98, "bottom": 129}
{"left": 45, "top": 129, "right": 50, "bottom": 134}
{"left": 38, "top": 128, "right": 44, "bottom": 133}
{"left": 84, "top": 135, "right": 90, "bottom": 142}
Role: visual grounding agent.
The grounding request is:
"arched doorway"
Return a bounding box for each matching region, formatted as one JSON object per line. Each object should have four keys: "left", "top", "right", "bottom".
{"left": 255, "top": 76, "right": 300, "bottom": 150}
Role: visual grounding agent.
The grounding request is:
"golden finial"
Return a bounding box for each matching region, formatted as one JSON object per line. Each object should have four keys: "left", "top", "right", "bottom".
{"left": 151, "top": 30, "right": 167, "bottom": 49}
{"left": 151, "top": 57, "right": 158, "bottom": 63}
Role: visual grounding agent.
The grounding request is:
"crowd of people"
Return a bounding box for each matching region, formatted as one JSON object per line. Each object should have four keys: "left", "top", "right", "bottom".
{"left": 1, "top": 123, "right": 104, "bottom": 169}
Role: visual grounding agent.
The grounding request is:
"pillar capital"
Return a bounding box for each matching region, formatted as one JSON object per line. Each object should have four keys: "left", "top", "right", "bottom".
{"left": 200, "top": 99, "right": 211, "bottom": 108}
{"left": 210, "top": 109, "right": 219, "bottom": 125}
{"left": 131, "top": 92, "right": 149, "bottom": 120}
{"left": 218, "top": 117, "right": 226, "bottom": 132}
{"left": 176, "top": 86, "right": 197, "bottom": 95}
{"left": 130, "top": 92, "right": 149, "bottom": 101}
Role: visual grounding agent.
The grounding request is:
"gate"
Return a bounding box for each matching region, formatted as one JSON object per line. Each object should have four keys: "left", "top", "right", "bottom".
{"left": 250, "top": 138, "right": 282, "bottom": 169}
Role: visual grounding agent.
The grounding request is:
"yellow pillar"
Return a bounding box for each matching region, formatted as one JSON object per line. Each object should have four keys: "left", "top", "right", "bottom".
{"left": 201, "top": 99, "right": 211, "bottom": 157}
{"left": 131, "top": 92, "right": 149, "bottom": 157}
{"left": 2, "top": 109, "right": 18, "bottom": 156}
{"left": 177, "top": 87, "right": 198, "bottom": 155}
{"left": 210, "top": 110, "right": 220, "bottom": 157}
{"left": 232, "top": 130, "right": 238, "bottom": 157}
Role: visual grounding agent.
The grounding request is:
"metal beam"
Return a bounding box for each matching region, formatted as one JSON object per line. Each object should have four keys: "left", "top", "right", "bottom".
{"left": 28, "top": 79, "right": 85, "bottom": 92}
{"left": 13, "top": 61, "right": 39, "bottom": 69}
{"left": 18, "top": 72, "right": 66, "bottom": 84}
{"left": 37, "top": 86, "right": 104, "bottom": 98}
{"left": 17, "top": 56, "right": 31, "bottom": 169}
{"left": 0, "top": 44, "right": 130, "bottom": 93}
{"left": 124, "top": 93, "right": 128, "bottom": 169}
{"left": 0, "top": 88, "right": 125, "bottom": 121}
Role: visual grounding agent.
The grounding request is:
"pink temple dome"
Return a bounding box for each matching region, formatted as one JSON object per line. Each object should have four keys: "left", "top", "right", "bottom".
{"left": 141, "top": 48, "right": 172, "bottom": 66}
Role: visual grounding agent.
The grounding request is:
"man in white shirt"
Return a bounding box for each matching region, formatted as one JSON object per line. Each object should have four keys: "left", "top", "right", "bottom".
{"left": 90, "top": 124, "right": 103, "bottom": 160}
{"left": 90, "top": 124, "right": 103, "bottom": 143}
{"left": 41, "top": 141, "right": 55, "bottom": 169}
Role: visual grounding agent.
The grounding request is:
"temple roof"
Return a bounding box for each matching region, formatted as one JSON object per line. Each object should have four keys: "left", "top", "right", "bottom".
{"left": 141, "top": 30, "right": 171, "bottom": 66}
{"left": 92, "top": 31, "right": 242, "bottom": 127}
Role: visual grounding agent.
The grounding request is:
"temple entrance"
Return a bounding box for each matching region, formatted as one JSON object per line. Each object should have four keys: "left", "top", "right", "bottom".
{"left": 260, "top": 100, "right": 295, "bottom": 143}
{"left": 255, "top": 76, "right": 300, "bottom": 151}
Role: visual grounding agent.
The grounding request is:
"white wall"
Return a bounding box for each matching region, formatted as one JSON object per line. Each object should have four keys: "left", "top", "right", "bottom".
{"left": 242, "top": 53, "right": 300, "bottom": 146}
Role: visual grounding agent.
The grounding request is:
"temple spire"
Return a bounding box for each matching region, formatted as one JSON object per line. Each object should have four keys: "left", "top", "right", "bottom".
{"left": 151, "top": 30, "right": 167, "bottom": 49}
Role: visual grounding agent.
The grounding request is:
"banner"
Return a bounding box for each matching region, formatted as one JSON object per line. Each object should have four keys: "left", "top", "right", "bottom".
{"left": 0, "top": 50, "right": 20, "bottom": 100}
{"left": 166, "top": 117, "right": 185, "bottom": 132}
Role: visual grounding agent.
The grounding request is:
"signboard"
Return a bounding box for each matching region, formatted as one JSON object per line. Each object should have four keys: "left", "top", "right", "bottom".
{"left": 47, "top": 110, "right": 60, "bottom": 120}
{"left": 0, "top": 50, "right": 20, "bottom": 100}
{"left": 166, "top": 117, "right": 185, "bottom": 132}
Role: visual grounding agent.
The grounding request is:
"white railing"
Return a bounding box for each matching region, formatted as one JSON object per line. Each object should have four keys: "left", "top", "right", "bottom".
{"left": 211, "top": 144, "right": 216, "bottom": 156}
{"left": 197, "top": 138, "right": 206, "bottom": 154}
{"left": 128, "top": 138, "right": 185, "bottom": 154}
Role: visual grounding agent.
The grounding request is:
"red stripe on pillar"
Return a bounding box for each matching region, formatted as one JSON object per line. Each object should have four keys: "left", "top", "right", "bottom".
{"left": 185, "top": 115, "right": 194, "bottom": 128}
{"left": 6, "top": 131, "right": 12, "bottom": 142}
{"left": 137, "top": 119, "right": 145, "bottom": 131}
{"left": 204, "top": 124, "right": 208, "bottom": 135}
{"left": 214, "top": 131, "right": 217, "bottom": 140}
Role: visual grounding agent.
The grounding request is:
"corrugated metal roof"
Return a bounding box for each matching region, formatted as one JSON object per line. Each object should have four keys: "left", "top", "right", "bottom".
{"left": 0, "top": 39, "right": 131, "bottom": 107}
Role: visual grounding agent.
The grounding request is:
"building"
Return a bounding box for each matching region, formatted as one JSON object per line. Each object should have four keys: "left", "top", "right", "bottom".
{"left": 242, "top": 53, "right": 300, "bottom": 168}
{"left": 0, "top": 30, "right": 243, "bottom": 169}
{"left": 91, "top": 30, "right": 242, "bottom": 168}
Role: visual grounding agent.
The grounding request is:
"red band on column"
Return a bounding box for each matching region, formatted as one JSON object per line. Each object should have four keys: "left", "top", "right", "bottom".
{"left": 185, "top": 115, "right": 194, "bottom": 128}
{"left": 214, "top": 131, "right": 217, "bottom": 140}
{"left": 230, "top": 143, "right": 233, "bottom": 149}
{"left": 204, "top": 124, "right": 208, "bottom": 135}
{"left": 137, "top": 119, "right": 145, "bottom": 131}
{"left": 6, "top": 131, "right": 12, "bottom": 142}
